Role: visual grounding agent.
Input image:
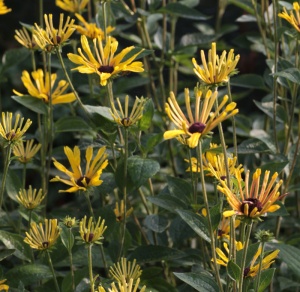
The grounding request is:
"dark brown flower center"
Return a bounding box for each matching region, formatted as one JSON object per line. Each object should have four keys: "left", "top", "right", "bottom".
{"left": 56, "top": 35, "right": 61, "bottom": 44}
{"left": 76, "top": 176, "right": 90, "bottom": 187}
{"left": 240, "top": 198, "right": 263, "bottom": 216}
{"left": 220, "top": 175, "right": 226, "bottom": 181}
{"left": 243, "top": 267, "right": 250, "bottom": 277}
{"left": 85, "top": 232, "right": 94, "bottom": 242}
{"left": 42, "top": 241, "right": 49, "bottom": 248}
{"left": 6, "top": 131, "right": 16, "bottom": 140}
{"left": 121, "top": 117, "right": 130, "bottom": 126}
{"left": 98, "top": 65, "right": 114, "bottom": 73}
{"left": 188, "top": 122, "right": 206, "bottom": 133}
{"left": 217, "top": 229, "right": 224, "bottom": 237}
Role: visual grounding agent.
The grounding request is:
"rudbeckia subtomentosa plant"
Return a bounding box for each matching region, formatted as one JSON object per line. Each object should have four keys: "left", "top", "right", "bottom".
{"left": 14, "top": 27, "right": 37, "bottom": 50}
{"left": 0, "top": 0, "right": 11, "bottom": 15}
{"left": 278, "top": 2, "right": 300, "bottom": 33}
{"left": 56, "top": 0, "right": 89, "bottom": 13}
{"left": 13, "top": 139, "right": 41, "bottom": 164}
{"left": 17, "top": 186, "right": 45, "bottom": 210}
{"left": 50, "top": 145, "right": 108, "bottom": 193}
{"left": 79, "top": 215, "right": 107, "bottom": 244}
{"left": 13, "top": 69, "right": 76, "bottom": 104}
{"left": 67, "top": 35, "right": 144, "bottom": 86}
{"left": 33, "top": 13, "right": 76, "bottom": 51}
{"left": 0, "top": 279, "right": 9, "bottom": 291}
{"left": 75, "top": 13, "right": 115, "bottom": 40}
{"left": 164, "top": 88, "right": 238, "bottom": 148}
{"left": 218, "top": 169, "right": 285, "bottom": 219}
{"left": 192, "top": 42, "right": 240, "bottom": 86}
{"left": 108, "top": 277, "right": 146, "bottom": 292}
{"left": 114, "top": 200, "right": 134, "bottom": 222}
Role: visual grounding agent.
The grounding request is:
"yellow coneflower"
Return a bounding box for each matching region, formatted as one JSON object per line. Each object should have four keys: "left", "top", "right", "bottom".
{"left": 79, "top": 216, "right": 107, "bottom": 244}
{"left": 0, "top": 0, "right": 11, "bottom": 15}
{"left": 17, "top": 186, "right": 45, "bottom": 210}
{"left": 13, "top": 139, "right": 41, "bottom": 164}
{"left": 63, "top": 215, "right": 77, "bottom": 228}
{"left": 216, "top": 216, "right": 240, "bottom": 240}
{"left": 75, "top": 13, "right": 115, "bottom": 40}
{"left": 0, "top": 112, "right": 32, "bottom": 146}
{"left": 24, "top": 219, "right": 61, "bottom": 250}
{"left": 109, "top": 258, "right": 142, "bottom": 283}
{"left": 164, "top": 88, "right": 238, "bottom": 148}
{"left": 15, "top": 27, "right": 38, "bottom": 50}
{"left": 218, "top": 169, "right": 285, "bottom": 219}
{"left": 13, "top": 69, "right": 76, "bottom": 105}
{"left": 214, "top": 242, "right": 244, "bottom": 267}
{"left": 56, "top": 0, "right": 89, "bottom": 13}
{"left": 110, "top": 96, "right": 146, "bottom": 127}
{"left": 50, "top": 145, "right": 108, "bottom": 193}
{"left": 33, "top": 13, "right": 76, "bottom": 51}
{"left": 0, "top": 279, "right": 9, "bottom": 291}
{"left": 192, "top": 42, "right": 240, "bottom": 86}
{"left": 278, "top": 2, "right": 300, "bottom": 33}
{"left": 109, "top": 277, "right": 146, "bottom": 292}
{"left": 68, "top": 35, "right": 144, "bottom": 86}
{"left": 114, "top": 200, "right": 133, "bottom": 222}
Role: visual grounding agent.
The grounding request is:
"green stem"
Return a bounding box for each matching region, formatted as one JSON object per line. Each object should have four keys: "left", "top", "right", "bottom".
{"left": 47, "top": 250, "right": 60, "bottom": 292}
{"left": 254, "top": 242, "right": 266, "bottom": 292}
{"left": 187, "top": 147, "right": 198, "bottom": 205}
{"left": 22, "top": 163, "right": 27, "bottom": 189}
{"left": 0, "top": 144, "right": 12, "bottom": 210}
{"left": 88, "top": 244, "right": 95, "bottom": 292}
{"left": 85, "top": 192, "right": 95, "bottom": 219}
{"left": 198, "top": 141, "right": 223, "bottom": 292}
{"left": 238, "top": 221, "right": 253, "bottom": 292}
{"left": 99, "top": 244, "right": 108, "bottom": 277}
{"left": 68, "top": 228, "right": 75, "bottom": 291}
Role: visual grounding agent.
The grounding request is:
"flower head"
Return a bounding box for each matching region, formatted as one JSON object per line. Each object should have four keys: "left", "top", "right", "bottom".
{"left": 63, "top": 215, "right": 77, "bottom": 228}
{"left": 0, "top": 279, "right": 9, "bottom": 291}
{"left": 214, "top": 242, "right": 244, "bottom": 266}
{"left": 218, "top": 169, "right": 285, "bottom": 219}
{"left": 110, "top": 96, "right": 146, "bottom": 127}
{"left": 0, "top": 112, "right": 32, "bottom": 146}
{"left": 278, "top": 2, "right": 300, "bottom": 33}
{"left": 0, "top": 0, "right": 11, "bottom": 15}
{"left": 75, "top": 13, "right": 115, "bottom": 40}
{"left": 17, "top": 186, "right": 45, "bottom": 210}
{"left": 15, "top": 27, "right": 38, "bottom": 50}
{"left": 217, "top": 216, "right": 240, "bottom": 240}
{"left": 109, "top": 258, "right": 142, "bottom": 283}
{"left": 50, "top": 145, "right": 108, "bottom": 193}
{"left": 164, "top": 88, "right": 238, "bottom": 148}
{"left": 13, "top": 139, "right": 41, "bottom": 164}
{"left": 192, "top": 42, "right": 240, "bottom": 86}
{"left": 108, "top": 277, "right": 146, "bottom": 292}
{"left": 13, "top": 69, "right": 76, "bottom": 105}
{"left": 24, "top": 219, "right": 61, "bottom": 250}
{"left": 56, "top": 0, "right": 89, "bottom": 13}
{"left": 33, "top": 13, "right": 76, "bottom": 51}
{"left": 243, "top": 246, "right": 279, "bottom": 278}
{"left": 79, "top": 216, "right": 107, "bottom": 244}
{"left": 114, "top": 200, "right": 133, "bottom": 222}
{"left": 68, "top": 35, "right": 144, "bottom": 86}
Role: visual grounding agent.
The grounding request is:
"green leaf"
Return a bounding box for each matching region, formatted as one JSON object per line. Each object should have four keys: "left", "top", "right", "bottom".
{"left": 267, "top": 201, "right": 289, "bottom": 216}
{"left": 277, "top": 276, "right": 300, "bottom": 291}
{"left": 6, "top": 170, "right": 22, "bottom": 203}
{"left": 209, "top": 203, "right": 222, "bottom": 231}
{"left": 127, "top": 156, "right": 160, "bottom": 189}
{"left": 138, "top": 98, "right": 154, "bottom": 131}
{"left": 61, "top": 267, "right": 89, "bottom": 292}
{"left": 0, "top": 230, "right": 32, "bottom": 261}
{"left": 250, "top": 129, "right": 276, "bottom": 154}
{"left": 253, "top": 100, "right": 287, "bottom": 123}
{"left": 128, "top": 245, "right": 184, "bottom": 263}
{"left": 158, "top": 3, "right": 209, "bottom": 20}
{"left": 259, "top": 159, "right": 289, "bottom": 175}
{"left": 230, "top": 74, "right": 269, "bottom": 91}
{"left": 147, "top": 194, "right": 188, "bottom": 212}
{"left": 60, "top": 225, "right": 74, "bottom": 251}
{"left": 180, "top": 33, "right": 216, "bottom": 47}
{"left": 1, "top": 47, "right": 31, "bottom": 71}
{"left": 228, "top": 0, "right": 254, "bottom": 15}
{"left": 176, "top": 209, "right": 211, "bottom": 243}
{"left": 274, "top": 68, "right": 300, "bottom": 84}
{"left": 6, "top": 264, "right": 52, "bottom": 286}
{"left": 173, "top": 272, "right": 219, "bottom": 292}
{"left": 167, "top": 176, "right": 192, "bottom": 205}
{"left": 237, "top": 139, "right": 270, "bottom": 154}
{"left": 227, "top": 260, "right": 241, "bottom": 282}
{"left": 11, "top": 95, "right": 48, "bottom": 115}
{"left": 141, "top": 133, "right": 164, "bottom": 154}
{"left": 54, "top": 116, "right": 92, "bottom": 133}
{"left": 236, "top": 243, "right": 260, "bottom": 267}
{"left": 0, "top": 249, "right": 15, "bottom": 261}
{"left": 144, "top": 215, "right": 169, "bottom": 233}
{"left": 256, "top": 268, "right": 275, "bottom": 292}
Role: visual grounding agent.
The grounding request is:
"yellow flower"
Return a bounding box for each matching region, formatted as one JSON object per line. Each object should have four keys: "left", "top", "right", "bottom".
{"left": 109, "top": 258, "right": 142, "bottom": 283}
{"left": 33, "top": 13, "right": 76, "bottom": 51}
{"left": 278, "top": 2, "right": 300, "bottom": 33}
{"left": 217, "top": 216, "right": 240, "bottom": 240}
{"left": 50, "top": 145, "right": 108, "bottom": 193}
{"left": 67, "top": 35, "right": 144, "bottom": 86}
{"left": 79, "top": 215, "right": 107, "bottom": 244}
{"left": 114, "top": 200, "right": 133, "bottom": 222}
{"left": 0, "top": 279, "right": 9, "bottom": 291}
{"left": 0, "top": 0, "right": 11, "bottom": 15}
{"left": 14, "top": 27, "right": 38, "bottom": 49}
{"left": 110, "top": 95, "right": 146, "bottom": 127}
{"left": 108, "top": 277, "right": 146, "bottom": 292}
{"left": 244, "top": 246, "right": 280, "bottom": 278}
{"left": 56, "top": 0, "right": 89, "bottom": 13}
{"left": 63, "top": 215, "right": 77, "bottom": 228}
{"left": 164, "top": 88, "right": 238, "bottom": 148}
{"left": 214, "top": 242, "right": 244, "bottom": 266}
{"left": 0, "top": 112, "right": 32, "bottom": 145}
{"left": 13, "top": 69, "right": 76, "bottom": 105}
{"left": 75, "top": 13, "right": 115, "bottom": 40}
{"left": 24, "top": 219, "right": 61, "bottom": 250}
{"left": 192, "top": 42, "right": 240, "bottom": 86}
{"left": 17, "top": 186, "right": 45, "bottom": 210}
{"left": 217, "top": 169, "right": 285, "bottom": 219}
{"left": 13, "top": 139, "right": 41, "bottom": 164}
